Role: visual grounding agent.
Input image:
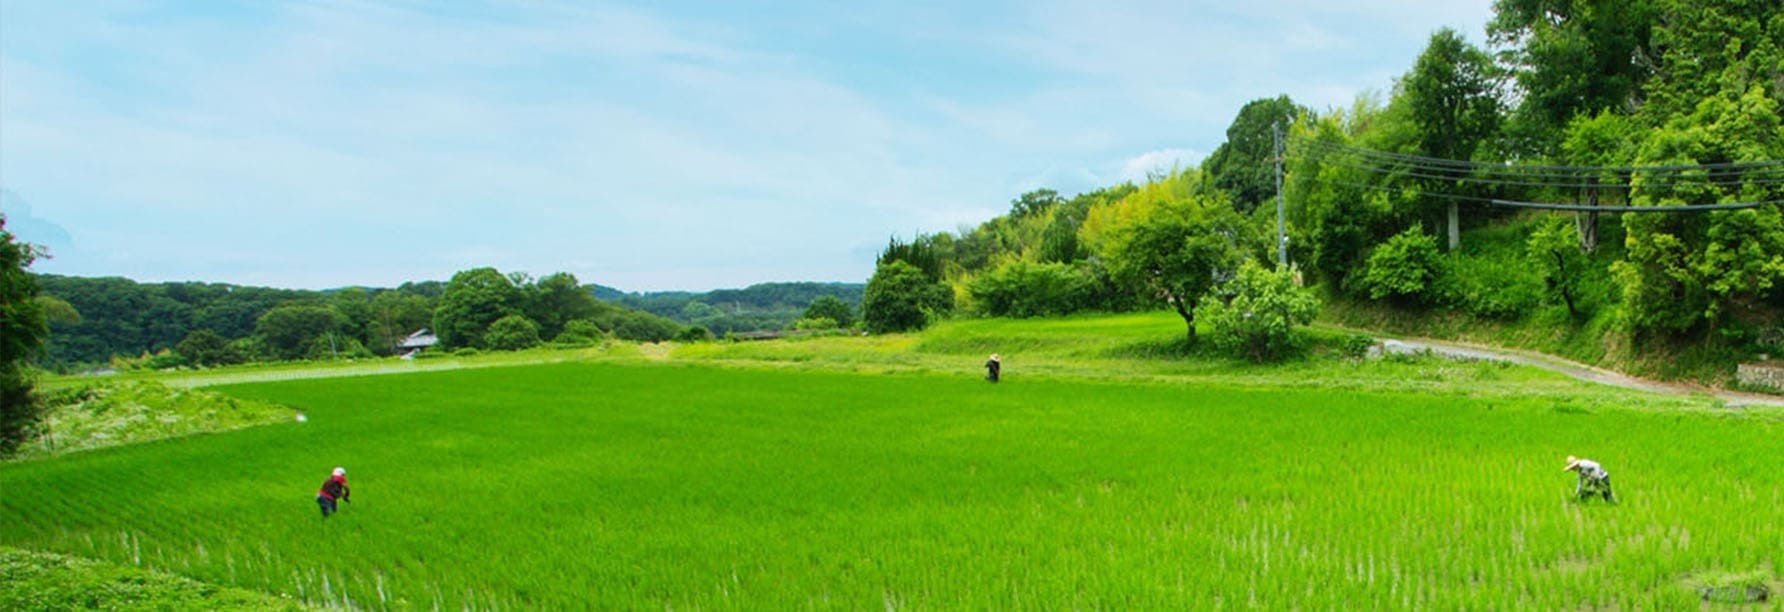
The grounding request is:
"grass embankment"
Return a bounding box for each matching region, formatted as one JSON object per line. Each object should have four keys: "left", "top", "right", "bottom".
{"left": 11, "top": 381, "right": 293, "bottom": 461}
{"left": 0, "top": 547, "right": 311, "bottom": 610}
{"left": 5, "top": 316, "right": 1781, "bottom": 608}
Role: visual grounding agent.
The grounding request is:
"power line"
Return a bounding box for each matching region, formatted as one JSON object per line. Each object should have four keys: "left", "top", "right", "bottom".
{"left": 1301, "top": 157, "right": 1784, "bottom": 189}
{"left": 1488, "top": 199, "right": 1763, "bottom": 212}
{"left": 1303, "top": 176, "right": 1782, "bottom": 210}
{"left": 1294, "top": 138, "right": 1784, "bottom": 175}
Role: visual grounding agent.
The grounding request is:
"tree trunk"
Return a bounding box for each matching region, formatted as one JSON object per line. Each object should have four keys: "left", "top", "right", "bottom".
{"left": 1171, "top": 294, "right": 1196, "bottom": 345}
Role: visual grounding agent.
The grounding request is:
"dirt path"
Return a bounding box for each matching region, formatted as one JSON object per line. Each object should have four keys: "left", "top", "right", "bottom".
{"left": 1376, "top": 337, "right": 1784, "bottom": 407}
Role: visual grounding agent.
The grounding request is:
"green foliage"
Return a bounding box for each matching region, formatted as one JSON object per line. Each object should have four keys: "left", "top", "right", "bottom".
{"left": 789, "top": 317, "right": 838, "bottom": 331}
{"left": 11, "top": 380, "right": 292, "bottom": 460}
{"left": 1489, "top": 0, "right": 1658, "bottom": 152}
{"left": 966, "top": 260, "right": 1094, "bottom": 318}
{"left": 672, "top": 325, "right": 713, "bottom": 343}
{"left": 1526, "top": 216, "right": 1592, "bottom": 318}
{"left": 1101, "top": 172, "right": 1254, "bottom": 343}
{"left": 1198, "top": 260, "right": 1321, "bottom": 362}
{"left": 33, "top": 276, "right": 316, "bottom": 369}
{"left": 1, "top": 215, "right": 47, "bottom": 456}
{"left": 483, "top": 314, "right": 543, "bottom": 351}
{"left": 1202, "top": 95, "right": 1304, "bottom": 213}
{"left": 603, "top": 310, "right": 682, "bottom": 343}
{"left": 878, "top": 235, "right": 946, "bottom": 282}
{"left": 801, "top": 295, "right": 854, "bottom": 329}
{"left": 1008, "top": 188, "right": 1064, "bottom": 218}
{"left": 0, "top": 547, "right": 307, "bottom": 610}
{"left": 174, "top": 329, "right": 245, "bottom": 368}
{"left": 523, "top": 272, "right": 601, "bottom": 342}
{"left": 253, "top": 304, "right": 347, "bottom": 361}
{"left": 1352, "top": 226, "right": 1444, "bottom": 304}
{"left": 1433, "top": 250, "right": 1544, "bottom": 320}
{"left": 862, "top": 260, "right": 953, "bottom": 334}
{"left": 433, "top": 267, "right": 523, "bottom": 350}
{"left": 1286, "top": 100, "right": 1417, "bottom": 288}
{"left": 602, "top": 283, "right": 864, "bottom": 336}
{"left": 554, "top": 319, "right": 607, "bottom": 346}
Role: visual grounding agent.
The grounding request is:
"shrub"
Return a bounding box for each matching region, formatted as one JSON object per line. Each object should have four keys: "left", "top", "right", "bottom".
{"left": 966, "top": 260, "right": 1094, "bottom": 318}
{"left": 484, "top": 314, "right": 542, "bottom": 351}
{"left": 801, "top": 296, "right": 855, "bottom": 329}
{"left": 1198, "top": 260, "right": 1321, "bottom": 362}
{"left": 554, "top": 319, "right": 607, "bottom": 346}
{"left": 789, "top": 317, "right": 839, "bottom": 331}
{"left": 862, "top": 260, "right": 952, "bottom": 334}
{"left": 1433, "top": 252, "right": 1542, "bottom": 320}
{"left": 1351, "top": 226, "right": 1443, "bottom": 304}
{"left": 673, "top": 326, "right": 714, "bottom": 343}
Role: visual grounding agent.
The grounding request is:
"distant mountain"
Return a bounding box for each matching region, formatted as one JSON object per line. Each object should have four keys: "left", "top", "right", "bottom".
{"left": 588, "top": 282, "right": 865, "bottom": 335}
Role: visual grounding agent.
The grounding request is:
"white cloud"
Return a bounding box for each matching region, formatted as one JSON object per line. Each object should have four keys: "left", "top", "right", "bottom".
{"left": 0, "top": 1, "right": 1498, "bottom": 290}
{"left": 1118, "top": 148, "right": 1205, "bottom": 184}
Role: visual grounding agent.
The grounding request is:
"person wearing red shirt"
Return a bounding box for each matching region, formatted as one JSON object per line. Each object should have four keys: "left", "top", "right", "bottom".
{"left": 317, "top": 466, "right": 351, "bottom": 518}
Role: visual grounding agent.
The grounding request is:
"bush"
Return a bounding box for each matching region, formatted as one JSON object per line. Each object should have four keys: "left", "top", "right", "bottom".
{"left": 554, "top": 319, "right": 607, "bottom": 346}
{"left": 862, "top": 260, "right": 953, "bottom": 334}
{"left": 1434, "top": 252, "right": 1541, "bottom": 320}
{"left": 801, "top": 296, "right": 855, "bottom": 329}
{"left": 789, "top": 317, "right": 839, "bottom": 331}
{"left": 1199, "top": 260, "right": 1321, "bottom": 362}
{"left": 1350, "top": 226, "right": 1443, "bottom": 304}
{"left": 608, "top": 312, "right": 681, "bottom": 342}
{"left": 966, "top": 260, "right": 1095, "bottom": 318}
{"left": 485, "top": 314, "right": 542, "bottom": 351}
{"left": 673, "top": 326, "right": 714, "bottom": 343}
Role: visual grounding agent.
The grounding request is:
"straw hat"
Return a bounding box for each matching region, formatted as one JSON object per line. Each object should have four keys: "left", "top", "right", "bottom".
{"left": 1563, "top": 456, "right": 1580, "bottom": 472}
{"left": 990, "top": 353, "right": 1000, "bottom": 361}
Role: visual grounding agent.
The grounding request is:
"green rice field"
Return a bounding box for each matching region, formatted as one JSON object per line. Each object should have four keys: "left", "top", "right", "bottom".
{"left": 4, "top": 314, "right": 1783, "bottom": 608}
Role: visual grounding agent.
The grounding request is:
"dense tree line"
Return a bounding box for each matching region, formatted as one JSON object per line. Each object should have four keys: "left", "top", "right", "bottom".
{"left": 865, "top": 0, "right": 1784, "bottom": 366}
{"left": 597, "top": 282, "right": 864, "bottom": 335}
{"left": 2, "top": 214, "right": 49, "bottom": 455}
{"left": 29, "top": 269, "right": 706, "bottom": 371}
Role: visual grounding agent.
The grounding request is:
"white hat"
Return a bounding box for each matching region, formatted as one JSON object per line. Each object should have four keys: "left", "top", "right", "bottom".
{"left": 1563, "top": 456, "right": 1580, "bottom": 472}
{"left": 333, "top": 467, "right": 346, "bottom": 476}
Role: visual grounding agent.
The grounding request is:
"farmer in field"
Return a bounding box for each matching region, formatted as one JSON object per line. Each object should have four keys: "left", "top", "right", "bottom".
{"left": 317, "top": 466, "right": 351, "bottom": 518}
{"left": 1564, "top": 456, "right": 1614, "bottom": 502}
{"left": 985, "top": 353, "right": 1001, "bottom": 383}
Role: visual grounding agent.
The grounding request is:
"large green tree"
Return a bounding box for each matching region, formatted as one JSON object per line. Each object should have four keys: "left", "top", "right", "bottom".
{"left": 801, "top": 295, "right": 855, "bottom": 329}
{"left": 2, "top": 215, "right": 49, "bottom": 454}
{"left": 1202, "top": 95, "right": 1304, "bottom": 214}
{"left": 861, "top": 260, "right": 952, "bottom": 334}
{"left": 1402, "top": 28, "right": 1503, "bottom": 250}
{"left": 523, "top": 272, "right": 601, "bottom": 341}
{"left": 1488, "top": 0, "right": 1658, "bottom": 152}
{"left": 254, "top": 304, "right": 348, "bottom": 361}
{"left": 1102, "top": 192, "right": 1252, "bottom": 344}
{"left": 433, "top": 267, "right": 523, "bottom": 349}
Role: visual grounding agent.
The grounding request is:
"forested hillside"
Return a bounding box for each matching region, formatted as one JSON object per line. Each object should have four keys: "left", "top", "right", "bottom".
{"left": 594, "top": 282, "right": 864, "bottom": 335}
{"left": 31, "top": 271, "right": 699, "bottom": 371}
{"left": 863, "top": 0, "right": 1784, "bottom": 380}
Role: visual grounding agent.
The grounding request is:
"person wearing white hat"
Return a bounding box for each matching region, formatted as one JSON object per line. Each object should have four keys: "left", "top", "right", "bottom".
{"left": 316, "top": 466, "right": 351, "bottom": 518}
{"left": 1564, "top": 456, "right": 1614, "bottom": 502}
{"left": 985, "top": 353, "right": 1002, "bottom": 383}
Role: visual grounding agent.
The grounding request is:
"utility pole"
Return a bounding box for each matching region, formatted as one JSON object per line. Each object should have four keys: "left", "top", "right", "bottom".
{"left": 1274, "top": 120, "right": 1287, "bottom": 268}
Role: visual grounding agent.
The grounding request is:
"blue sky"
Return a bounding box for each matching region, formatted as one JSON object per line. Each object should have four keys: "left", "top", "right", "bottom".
{"left": 1, "top": 1, "right": 1494, "bottom": 291}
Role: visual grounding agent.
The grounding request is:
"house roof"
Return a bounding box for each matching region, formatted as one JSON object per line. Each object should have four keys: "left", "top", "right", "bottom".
{"left": 398, "top": 328, "right": 439, "bottom": 349}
